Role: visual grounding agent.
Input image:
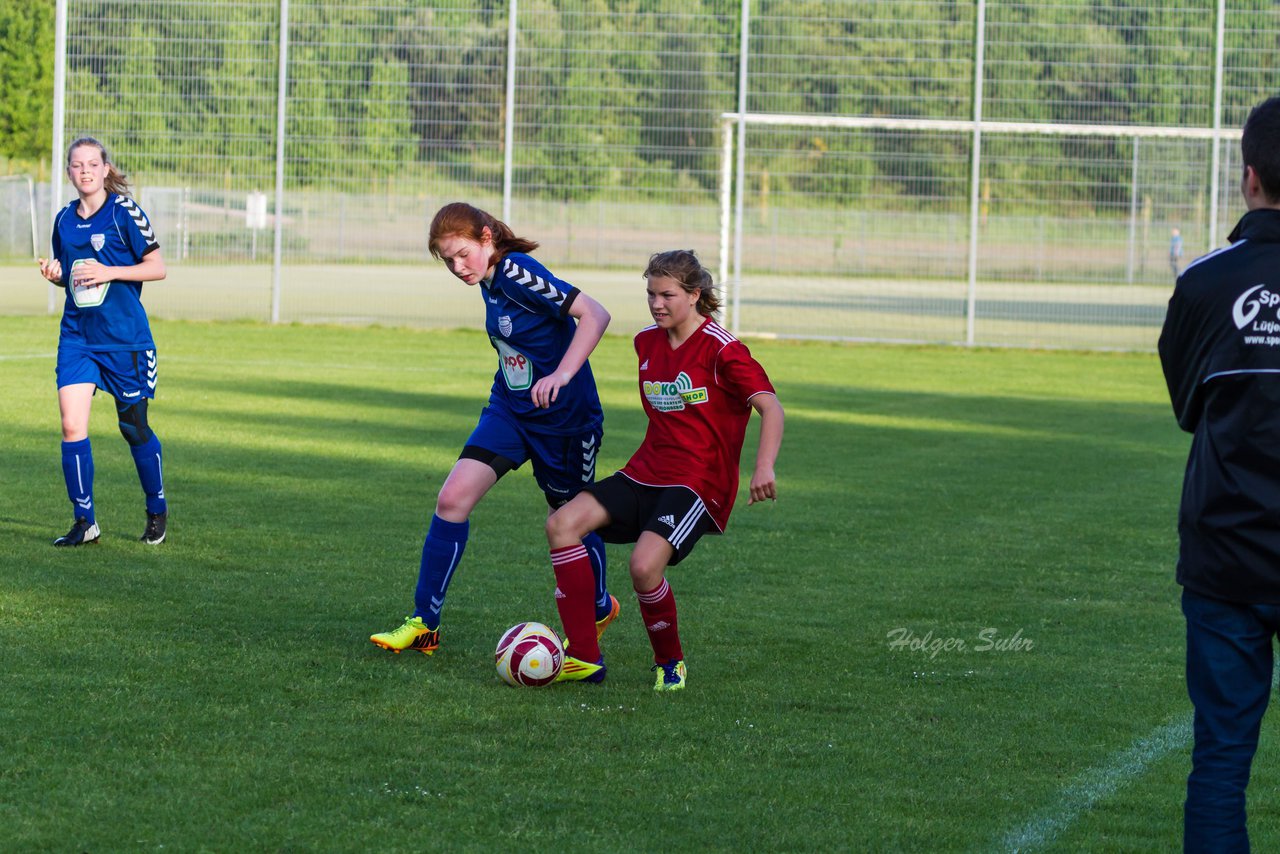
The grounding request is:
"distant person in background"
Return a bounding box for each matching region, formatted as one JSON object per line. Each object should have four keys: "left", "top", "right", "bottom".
{"left": 37, "top": 137, "right": 168, "bottom": 547}
{"left": 369, "top": 202, "right": 618, "bottom": 657}
{"left": 545, "top": 249, "right": 784, "bottom": 691}
{"left": 1159, "top": 95, "right": 1280, "bottom": 853}
{"left": 1169, "top": 227, "right": 1184, "bottom": 279}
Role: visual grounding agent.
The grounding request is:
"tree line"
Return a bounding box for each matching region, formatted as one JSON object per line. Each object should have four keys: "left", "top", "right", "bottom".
{"left": 3, "top": 0, "right": 1272, "bottom": 211}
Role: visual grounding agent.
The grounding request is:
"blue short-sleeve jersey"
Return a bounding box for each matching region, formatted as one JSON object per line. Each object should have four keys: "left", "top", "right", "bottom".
{"left": 480, "top": 252, "right": 603, "bottom": 435}
{"left": 52, "top": 193, "right": 159, "bottom": 352}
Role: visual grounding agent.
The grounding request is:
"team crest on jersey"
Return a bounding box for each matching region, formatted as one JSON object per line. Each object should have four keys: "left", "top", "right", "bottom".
{"left": 91, "top": 233, "right": 105, "bottom": 251}
{"left": 643, "top": 371, "right": 708, "bottom": 411}
{"left": 498, "top": 315, "right": 513, "bottom": 337}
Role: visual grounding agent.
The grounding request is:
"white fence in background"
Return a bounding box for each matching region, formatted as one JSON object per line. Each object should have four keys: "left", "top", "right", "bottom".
{"left": 11, "top": 0, "right": 1275, "bottom": 349}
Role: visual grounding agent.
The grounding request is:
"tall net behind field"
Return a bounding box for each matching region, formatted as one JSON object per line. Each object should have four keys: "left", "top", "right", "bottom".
{"left": 29, "top": 0, "right": 1280, "bottom": 347}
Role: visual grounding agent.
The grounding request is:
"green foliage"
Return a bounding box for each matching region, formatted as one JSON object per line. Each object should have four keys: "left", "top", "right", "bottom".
{"left": 0, "top": 0, "right": 54, "bottom": 161}
{"left": 362, "top": 58, "right": 415, "bottom": 177}
{"left": 6, "top": 315, "right": 1276, "bottom": 850}
{"left": 6, "top": 1, "right": 1268, "bottom": 212}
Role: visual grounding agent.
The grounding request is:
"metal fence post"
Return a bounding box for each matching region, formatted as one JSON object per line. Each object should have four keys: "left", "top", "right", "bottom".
{"left": 1127, "top": 138, "right": 1139, "bottom": 284}
{"left": 49, "top": 0, "right": 69, "bottom": 315}
{"left": 731, "top": 0, "right": 750, "bottom": 335}
{"left": 965, "top": 0, "right": 987, "bottom": 346}
{"left": 503, "top": 0, "right": 518, "bottom": 225}
{"left": 271, "top": 0, "right": 290, "bottom": 324}
{"left": 1208, "top": 0, "right": 1226, "bottom": 250}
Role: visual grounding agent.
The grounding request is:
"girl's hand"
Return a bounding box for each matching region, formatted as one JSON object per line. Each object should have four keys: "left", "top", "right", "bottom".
{"left": 72, "top": 259, "right": 114, "bottom": 286}
{"left": 37, "top": 257, "right": 63, "bottom": 285}
{"left": 748, "top": 466, "right": 778, "bottom": 505}
{"left": 531, "top": 371, "right": 571, "bottom": 408}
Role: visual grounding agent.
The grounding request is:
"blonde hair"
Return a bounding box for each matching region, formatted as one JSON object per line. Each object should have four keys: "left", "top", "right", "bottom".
{"left": 644, "top": 249, "right": 721, "bottom": 317}
{"left": 429, "top": 202, "right": 538, "bottom": 262}
{"left": 66, "top": 137, "right": 131, "bottom": 197}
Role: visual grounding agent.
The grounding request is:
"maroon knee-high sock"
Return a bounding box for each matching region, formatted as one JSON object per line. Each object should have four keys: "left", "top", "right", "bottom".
{"left": 551, "top": 544, "right": 600, "bottom": 661}
{"left": 636, "top": 578, "right": 683, "bottom": 664}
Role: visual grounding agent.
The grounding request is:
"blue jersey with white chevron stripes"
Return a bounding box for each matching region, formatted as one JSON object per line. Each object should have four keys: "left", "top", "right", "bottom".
{"left": 52, "top": 193, "right": 159, "bottom": 352}
{"left": 479, "top": 252, "right": 603, "bottom": 435}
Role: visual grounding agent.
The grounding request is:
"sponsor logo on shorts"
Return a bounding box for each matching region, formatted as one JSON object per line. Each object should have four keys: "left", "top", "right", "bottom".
{"left": 658, "top": 514, "right": 675, "bottom": 528}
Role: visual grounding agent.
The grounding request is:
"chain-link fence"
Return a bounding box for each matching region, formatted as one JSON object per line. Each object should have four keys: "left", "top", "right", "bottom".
{"left": 7, "top": 0, "right": 1276, "bottom": 348}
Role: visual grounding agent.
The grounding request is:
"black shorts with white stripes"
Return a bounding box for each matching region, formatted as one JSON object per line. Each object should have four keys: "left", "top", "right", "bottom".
{"left": 584, "top": 474, "right": 714, "bottom": 566}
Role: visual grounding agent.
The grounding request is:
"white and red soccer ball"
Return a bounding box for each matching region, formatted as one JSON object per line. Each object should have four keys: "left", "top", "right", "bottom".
{"left": 495, "top": 621, "right": 564, "bottom": 687}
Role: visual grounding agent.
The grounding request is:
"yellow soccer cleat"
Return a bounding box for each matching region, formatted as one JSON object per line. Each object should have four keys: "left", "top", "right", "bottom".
{"left": 370, "top": 616, "right": 440, "bottom": 656}
{"left": 555, "top": 654, "right": 607, "bottom": 684}
{"left": 652, "top": 659, "right": 686, "bottom": 692}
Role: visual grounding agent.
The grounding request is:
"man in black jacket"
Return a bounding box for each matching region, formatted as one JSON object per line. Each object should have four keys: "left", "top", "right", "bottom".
{"left": 1160, "top": 95, "right": 1280, "bottom": 853}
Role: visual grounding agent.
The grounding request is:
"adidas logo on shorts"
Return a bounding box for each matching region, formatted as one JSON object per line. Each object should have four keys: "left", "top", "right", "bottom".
{"left": 658, "top": 514, "right": 675, "bottom": 528}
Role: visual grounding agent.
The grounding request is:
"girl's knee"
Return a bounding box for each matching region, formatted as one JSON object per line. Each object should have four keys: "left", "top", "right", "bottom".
{"left": 628, "top": 560, "right": 665, "bottom": 593}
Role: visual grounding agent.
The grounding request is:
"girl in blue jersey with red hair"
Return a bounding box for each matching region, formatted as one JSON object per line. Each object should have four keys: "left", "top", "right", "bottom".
{"left": 370, "top": 202, "right": 619, "bottom": 657}
{"left": 37, "top": 137, "right": 169, "bottom": 547}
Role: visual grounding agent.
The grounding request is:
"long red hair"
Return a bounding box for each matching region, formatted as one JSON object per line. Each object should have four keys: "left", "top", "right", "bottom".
{"left": 429, "top": 203, "right": 538, "bottom": 261}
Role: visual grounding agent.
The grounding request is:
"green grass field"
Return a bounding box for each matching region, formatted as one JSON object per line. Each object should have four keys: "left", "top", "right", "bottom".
{"left": 2, "top": 315, "right": 1277, "bottom": 852}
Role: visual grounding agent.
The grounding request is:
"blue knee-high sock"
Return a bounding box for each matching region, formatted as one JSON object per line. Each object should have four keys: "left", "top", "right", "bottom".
{"left": 583, "top": 530, "right": 610, "bottom": 619}
{"left": 61, "top": 438, "right": 96, "bottom": 525}
{"left": 129, "top": 434, "right": 167, "bottom": 515}
{"left": 413, "top": 515, "right": 469, "bottom": 628}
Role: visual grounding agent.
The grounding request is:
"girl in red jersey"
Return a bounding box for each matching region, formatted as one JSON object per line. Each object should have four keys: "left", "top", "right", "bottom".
{"left": 546, "top": 249, "right": 784, "bottom": 691}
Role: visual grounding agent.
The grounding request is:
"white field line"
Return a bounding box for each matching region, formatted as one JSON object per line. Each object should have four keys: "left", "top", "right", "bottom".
{"left": 997, "top": 713, "right": 1192, "bottom": 853}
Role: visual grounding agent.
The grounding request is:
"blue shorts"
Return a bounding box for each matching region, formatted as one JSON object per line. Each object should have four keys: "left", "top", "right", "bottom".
{"left": 56, "top": 343, "right": 157, "bottom": 403}
{"left": 462, "top": 405, "right": 602, "bottom": 507}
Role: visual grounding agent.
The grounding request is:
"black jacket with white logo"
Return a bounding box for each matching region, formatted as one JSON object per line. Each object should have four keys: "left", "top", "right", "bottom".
{"left": 1160, "top": 208, "right": 1280, "bottom": 603}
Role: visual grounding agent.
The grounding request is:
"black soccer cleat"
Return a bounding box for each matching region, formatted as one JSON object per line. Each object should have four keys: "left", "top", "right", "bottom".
{"left": 53, "top": 517, "right": 101, "bottom": 547}
{"left": 140, "top": 511, "right": 167, "bottom": 545}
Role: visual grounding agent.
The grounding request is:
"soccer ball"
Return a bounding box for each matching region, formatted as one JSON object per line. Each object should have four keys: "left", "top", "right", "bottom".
{"left": 495, "top": 621, "right": 564, "bottom": 687}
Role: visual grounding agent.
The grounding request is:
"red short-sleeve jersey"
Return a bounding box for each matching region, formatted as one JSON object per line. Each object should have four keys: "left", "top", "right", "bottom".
{"left": 619, "top": 317, "right": 776, "bottom": 531}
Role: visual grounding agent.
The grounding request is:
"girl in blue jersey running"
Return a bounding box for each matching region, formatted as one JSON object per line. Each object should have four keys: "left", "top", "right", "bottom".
{"left": 37, "top": 137, "right": 169, "bottom": 547}
{"left": 370, "top": 202, "right": 620, "bottom": 657}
